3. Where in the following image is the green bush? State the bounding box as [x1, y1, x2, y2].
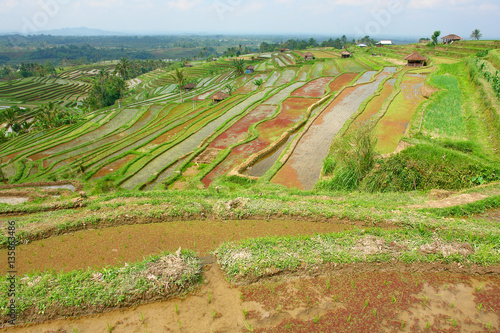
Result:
[362, 143, 499, 192]
[318, 126, 377, 191]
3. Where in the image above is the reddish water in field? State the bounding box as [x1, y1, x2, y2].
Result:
[352, 78, 396, 127]
[202, 98, 319, 187]
[291, 77, 333, 97]
[374, 74, 426, 154]
[208, 105, 277, 150]
[328, 73, 359, 92]
[0, 219, 356, 275]
[91, 154, 136, 179]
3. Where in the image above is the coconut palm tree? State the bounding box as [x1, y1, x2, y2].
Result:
[115, 57, 130, 80]
[169, 68, 188, 102]
[470, 29, 482, 40]
[232, 58, 245, 76]
[0, 107, 18, 131]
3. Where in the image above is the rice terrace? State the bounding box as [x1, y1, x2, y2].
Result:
[1, 29, 500, 333]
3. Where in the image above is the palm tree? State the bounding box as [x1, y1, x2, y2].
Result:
[470, 29, 482, 40]
[0, 107, 18, 131]
[115, 57, 130, 80]
[36, 102, 60, 128]
[232, 58, 245, 76]
[169, 68, 188, 102]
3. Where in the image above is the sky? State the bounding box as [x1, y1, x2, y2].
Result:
[0, 0, 499, 39]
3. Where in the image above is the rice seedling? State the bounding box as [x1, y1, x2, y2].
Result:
[175, 304, 179, 315]
[244, 320, 254, 332]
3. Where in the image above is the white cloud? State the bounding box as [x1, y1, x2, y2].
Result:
[167, 0, 202, 11]
[478, 2, 500, 14]
[0, 0, 19, 13]
[408, 0, 477, 10]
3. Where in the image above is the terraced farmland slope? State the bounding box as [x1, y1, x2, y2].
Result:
[1, 41, 500, 332]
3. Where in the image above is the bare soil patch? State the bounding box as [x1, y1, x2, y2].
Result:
[193, 148, 222, 164]
[410, 193, 488, 209]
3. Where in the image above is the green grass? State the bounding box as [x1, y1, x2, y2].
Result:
[362, 143, 500, 192]
[422, 64, 465, 138]
[214, 225, 500, 281]
[0, 250, 201, 324]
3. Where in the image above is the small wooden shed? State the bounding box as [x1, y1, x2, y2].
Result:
[404, 52, 427, 67]
[441, 34, 463, 44]
[341, 51, 352, 58]
[182, 83, 197, 91]
[211, 91, 229, 103]
[304, 52, 315, 60]
[280, 48, 290, 53]
[246, 65, 255, 74]
[185, 62, 194, 68]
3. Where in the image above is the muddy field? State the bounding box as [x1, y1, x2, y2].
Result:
[0, 219, 360, 275]
[4, 264, 499, 333]
[202, 97, 318, 186]
[291, 77, 333, 98]
[374, 74, 426, 154]
[273, 68, 396, 190]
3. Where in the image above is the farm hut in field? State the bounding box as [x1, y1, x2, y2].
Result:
[441, 34, 463, 44]
[280, 48, 290, 53]
[341, 51, 352, 58]
[211, 91, 229, 103]
[357, 44, 367, 48]
[304, 52, 315, 60]
[182, 83, 197, 91]
[404, 52, 427, 67]
[185, 62, 194, 68]
[245, 66, 255, 74]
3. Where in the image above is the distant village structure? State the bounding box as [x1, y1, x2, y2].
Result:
[376, 40, 393, 47]
[404, 52, 427, 67]
[442, 34, 463, 44]
[184, 62, 194, 68]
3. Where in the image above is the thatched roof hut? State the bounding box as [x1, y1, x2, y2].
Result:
[441, 34, 462, 44]
[185, 63, 194, 68]
[182, 83, 197, 90]
[404, 52, 427, 67]
[341, 51, 352, 58]
[211, 91, 229, 102]
[304, 52, 315, 60]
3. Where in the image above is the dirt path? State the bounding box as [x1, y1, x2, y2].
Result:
[409, 192, 490, 209]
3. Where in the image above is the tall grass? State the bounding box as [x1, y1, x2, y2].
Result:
[317, 126, 377, 191]
[422, 64, 465, 138]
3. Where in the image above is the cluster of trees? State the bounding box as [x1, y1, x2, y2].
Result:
[84, 69, 126, 110]
[260, 36, 375, 52]
[0, 104, 83, 142]
[223, 45, 254, 57]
